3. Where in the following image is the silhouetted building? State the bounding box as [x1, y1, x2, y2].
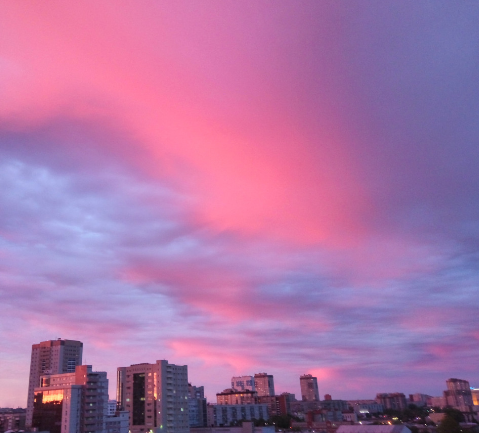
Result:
[443, 378, 473, 413]
[300, 374, 319, 402]
[26, 339, 83, 427]
[347, 400, 383, 414]
[375, 393, 407, 411]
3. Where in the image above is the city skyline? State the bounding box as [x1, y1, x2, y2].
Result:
[1, 2, 479, 407]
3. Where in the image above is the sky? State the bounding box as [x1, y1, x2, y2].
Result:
[1, 1, 479, 407]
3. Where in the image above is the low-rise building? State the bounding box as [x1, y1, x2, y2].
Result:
[376, 393, 407, 411]
[347, 400, 383, 414]
[209, 404, 269, 426]
[0, 408, 26, 433]
[104, 411, 129, 433]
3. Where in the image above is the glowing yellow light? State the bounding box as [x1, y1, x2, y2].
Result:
[42, 390, 64, 403]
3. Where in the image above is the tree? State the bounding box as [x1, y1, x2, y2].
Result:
[437, 414, 462, 433]
[444, 408, 465, 423]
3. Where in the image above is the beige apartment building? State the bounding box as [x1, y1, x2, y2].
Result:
[117, 360, 189, 433]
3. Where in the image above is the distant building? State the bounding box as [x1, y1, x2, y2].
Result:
[337, 425, 412, 433]
[254, 374, 275, 397]
[117, 360, 189, 433]
[189, 384, 207, 427]
[300, 374, 319, 402]
[427, 396, 446, 408]
[231, 376, 255, 392]
[443, 378, 474, 412]
[32, 365, 109, 433]
[107, 400, 117, 416]
[0, 408, 26, 433]
[347, 400, 383, 414]
[408, 394, 431, 407]
[375, 393, 407, 411]
[217, 389, 258, 405]
[191, 421, 274, 433]
[26, 339, 83, 427]
[471, 388, 479, 406]
[320, 399, 349, 411]
[104, 411, 129, 433]
[209, 404, 269, 426]
[278, 393, 295, 416]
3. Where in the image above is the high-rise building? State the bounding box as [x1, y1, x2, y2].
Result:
[231, 376, 255, 392]
[443, 378, 473, 412]
[117, 360, 189, 433]
[300, 374, 319, 402]
[26, 339, 83, 427]
[31, 365, 109, 433]
[254, 373, 275, 397]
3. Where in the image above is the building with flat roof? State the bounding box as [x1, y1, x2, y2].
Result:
[375, 393, 407, 411]
[26, 339, 83, 427]
[117, 360, 189, 433]
[209, 404, 269, 426]
[32, 365, 109, 433]
[231, 376, 255, 392]
[300, 374, 319, 402]
[217, 389, 258, 405]
[443, 378, 474, 413]
[254, 374, 274, 397]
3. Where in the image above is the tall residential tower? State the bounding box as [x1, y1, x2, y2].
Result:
[300, 374, 319, 402]
[254, 373, 275, 397]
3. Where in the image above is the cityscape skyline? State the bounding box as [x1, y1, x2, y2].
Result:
[2, 337, 478, 409]
[1, 2, 479, 409]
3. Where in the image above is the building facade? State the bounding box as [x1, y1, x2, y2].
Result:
[32, 365, 108, 433]
[217, 389, 258, 405]
[347, 400, 383, 414]
[26, 339, 83, 427]
[254, 374, 275, 397]
[231, 376, 255, 392]
[0, 409, 26, 433]
[300, 374, 319, 402]
[443, 378, 474, 412]
[188, 384, 207, 428]
[117, 360, 189, 433]
[209, 404, 269, 426]
[375, 393, 407, 411]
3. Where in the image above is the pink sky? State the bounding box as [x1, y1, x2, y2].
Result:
[1, 1, 479, 406]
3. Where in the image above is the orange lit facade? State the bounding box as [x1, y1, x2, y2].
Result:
[32, 365, 109, 433]
[26, 339, 83, 428]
